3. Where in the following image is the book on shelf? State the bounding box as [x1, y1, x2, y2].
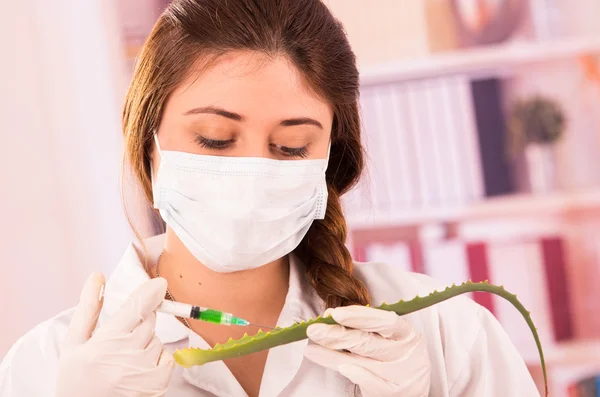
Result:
[350, 74, 483, 220]
[568, 375, 600, 396]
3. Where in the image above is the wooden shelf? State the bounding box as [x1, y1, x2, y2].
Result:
[359, 36, 600, 85]
[346, 188, 600, 230]
[530, 339, 600, 366]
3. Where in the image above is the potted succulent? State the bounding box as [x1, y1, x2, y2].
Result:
[507, 95, 566, 193]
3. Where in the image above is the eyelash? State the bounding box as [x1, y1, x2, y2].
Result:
[276, 145, 309, 158]
[195, 135, 309, 158]
[195, 135, 233, 149]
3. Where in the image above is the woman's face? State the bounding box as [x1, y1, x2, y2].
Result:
[154, 51, 333, 167]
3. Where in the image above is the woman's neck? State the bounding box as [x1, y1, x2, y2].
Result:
[155, 229, 290, 322]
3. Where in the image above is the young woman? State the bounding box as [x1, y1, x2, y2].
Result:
[0, 1, 541, 396]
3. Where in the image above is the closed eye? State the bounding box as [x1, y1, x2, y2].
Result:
[194, 135, 309, 158]
[195, 135, 234, 149]
[272, 144, 309, 158]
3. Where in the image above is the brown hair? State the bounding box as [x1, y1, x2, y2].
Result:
[122, 0, 370, 308]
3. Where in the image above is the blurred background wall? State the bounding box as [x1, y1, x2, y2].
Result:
[2, 0, 600, 395]
[0, 0, 151, 357]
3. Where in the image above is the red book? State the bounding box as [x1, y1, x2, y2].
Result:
[567, 383, 579, 397]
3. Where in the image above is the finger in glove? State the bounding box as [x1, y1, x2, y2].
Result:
[98, 278, 167, 335]
[324, 306, 414, 340]
[65, 273, 106, 348]
[307, 323, 419, 361]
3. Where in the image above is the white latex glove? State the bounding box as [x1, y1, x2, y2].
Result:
[304, 306, 431, 397]
[56, 273, 174, 397]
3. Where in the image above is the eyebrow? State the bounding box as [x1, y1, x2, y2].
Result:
[184, 106, 323, 129]
[280, 117, 323, 129]
[184, 106, 243, 121]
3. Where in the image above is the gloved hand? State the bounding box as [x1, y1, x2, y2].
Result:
[56, 273, 174, 397]
[304, 306, 431, 397]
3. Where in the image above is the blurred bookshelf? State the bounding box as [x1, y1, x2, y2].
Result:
[346, 186, 600, 396]
[346, 32, 600, 395]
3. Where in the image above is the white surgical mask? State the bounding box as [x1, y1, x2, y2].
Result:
[151, 135, 329, 272]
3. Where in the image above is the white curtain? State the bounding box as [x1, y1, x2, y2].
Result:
[0, 0, 150, 356]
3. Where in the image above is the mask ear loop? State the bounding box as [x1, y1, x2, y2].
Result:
[151, 133, 162, 208]
[314, 139, 331, 219]
[151, 133, 162, 178]
[153, 133, 163, 158]
[322, 139, 332, 172]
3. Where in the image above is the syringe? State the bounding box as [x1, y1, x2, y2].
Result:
[157, 300, 274, 329]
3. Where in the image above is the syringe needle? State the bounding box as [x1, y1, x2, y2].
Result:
[247, 322, 276, 330]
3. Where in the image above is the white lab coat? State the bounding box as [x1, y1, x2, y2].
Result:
[0, 234, 541, 396]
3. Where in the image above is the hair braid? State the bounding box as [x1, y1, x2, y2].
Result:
[296, 186, 370, 308]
